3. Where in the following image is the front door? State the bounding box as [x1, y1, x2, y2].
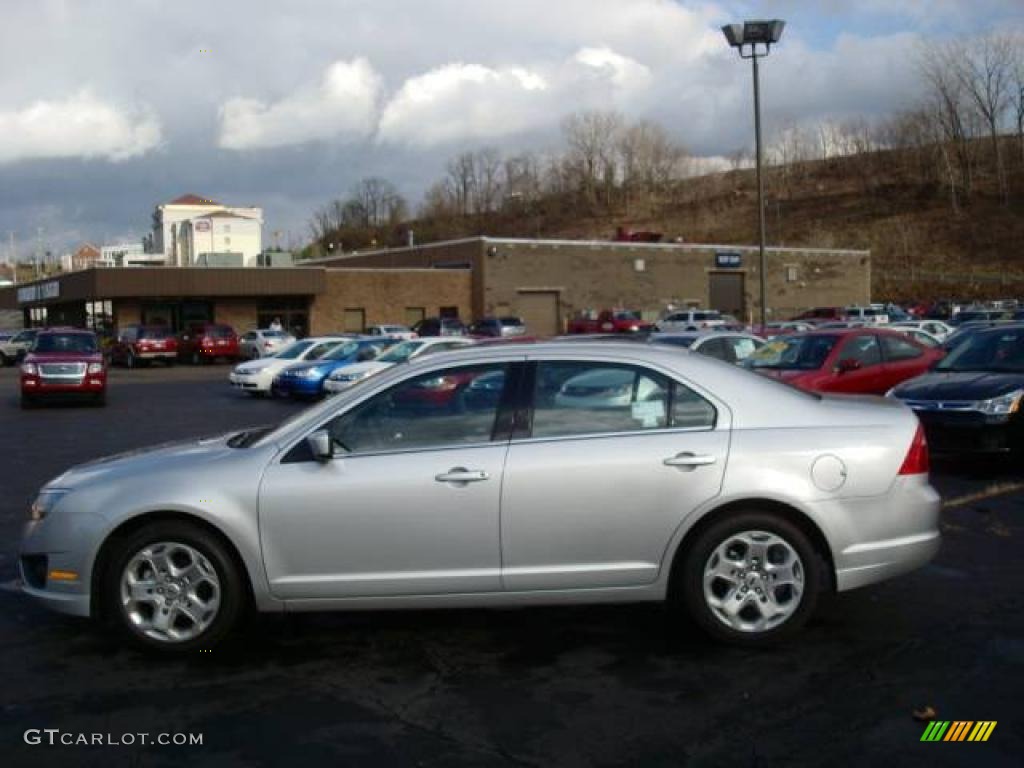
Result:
[259, 362, 514, 599]
[500, 359, 728, 591]
[826, 334, 885, 394]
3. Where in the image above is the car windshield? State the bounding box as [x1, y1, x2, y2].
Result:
[378, 340, 424, 363]
[139, 327, 173, 339]
[744, 335, 838, 370]
[499, 317, 523, 326]
[34, 333, 97, 354]
[936, 329, 1024, 372]
[262, 330, 288, 338]
[694, 311, 721, 321]
[208, 325, 234, 338]
[273, 340, 316, 360]
[323, 341, 361, 360]
[614, 311, 641, 321]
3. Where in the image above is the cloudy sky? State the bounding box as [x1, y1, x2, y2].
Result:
[0, 0, 1019, 256]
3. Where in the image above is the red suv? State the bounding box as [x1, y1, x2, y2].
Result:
[111, 325, 177, 367]
[744, 328, 943, 395]
[20, 328, 107, 408]
[177, 324, 240, 364]
[567, 309, 653, 335]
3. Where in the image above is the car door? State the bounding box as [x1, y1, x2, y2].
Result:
[499, 358, 728, 591]
[825, 334, 885, 393]
[879, 333, 930, 390]
[259, 360, 520, 599]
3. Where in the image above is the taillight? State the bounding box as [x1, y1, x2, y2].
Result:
[898, 423, 929, 475]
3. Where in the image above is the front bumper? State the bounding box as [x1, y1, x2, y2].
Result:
[272, 375, 325, 397]
[22, 377, 106, 397]
[230, 371, 272, 391]
[19, 512, 106, 618]
[914, 411, 1018, 454]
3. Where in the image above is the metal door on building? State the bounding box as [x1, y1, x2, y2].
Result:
[708, 273, 745, 318]
[516, 291, 561, 337]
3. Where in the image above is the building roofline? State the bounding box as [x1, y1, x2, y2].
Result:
[303, 235, 869, 263]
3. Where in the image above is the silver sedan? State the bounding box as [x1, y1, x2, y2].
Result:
[20, 342, 940, 651]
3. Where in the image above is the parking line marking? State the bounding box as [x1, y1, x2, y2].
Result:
[941, 481, 1024, 510]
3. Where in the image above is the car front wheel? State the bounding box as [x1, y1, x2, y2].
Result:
[676, 511, 823, 646]
[105, 521, 246, 652]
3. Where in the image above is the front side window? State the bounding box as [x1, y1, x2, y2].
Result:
[326, 363, 510, 454]
[531, 362, 715, 438]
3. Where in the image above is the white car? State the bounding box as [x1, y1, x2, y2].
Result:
[229, 337, 348, 394]
[656, 310, 726, 333]
[888, 320, 953, 341]
[366, 324, 417, 340]
[323, 337, 475, 393]
[844, 306, 889, 325]
[239, 329, 296, 359]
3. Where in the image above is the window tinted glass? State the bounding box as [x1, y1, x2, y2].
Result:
[837, 335, 881, 367]
[746, 335, 838, 371]
[882, 335, 924, 360]
[139, 327, 173, 339]
[327, 363, 509, 453]
[938, 329, 1024, 372]
[275, 340, 315, 360]
[695, 337, 731, 362]
[378, 340, 424, 362]
[209, 326, 234, 338]
[651, 336, 696, 348]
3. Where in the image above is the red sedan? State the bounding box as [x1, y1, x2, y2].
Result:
[744, 328, 943, 395]
[20, 328, 107, 408]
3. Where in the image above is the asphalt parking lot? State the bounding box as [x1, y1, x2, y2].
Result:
[0, 364, 1020, 767]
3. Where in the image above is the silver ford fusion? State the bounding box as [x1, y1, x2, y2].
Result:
[20, 342, 940, 652]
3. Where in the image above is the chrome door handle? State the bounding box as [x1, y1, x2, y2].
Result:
[435, 468, 490, 484]
[664, 453, 717, 468]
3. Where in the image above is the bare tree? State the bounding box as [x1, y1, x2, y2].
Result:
[954, 33, 1015, 202]
[562, 110, 624, 208]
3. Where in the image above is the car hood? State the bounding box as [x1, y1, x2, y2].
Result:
[45, 431, 242, 490]
[892, 370, 1024, 400]
[25, 351, 103, 364]
[235, 358, 276, 374]
[282, 360, 336, 374]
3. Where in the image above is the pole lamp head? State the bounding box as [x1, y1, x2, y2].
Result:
[722, 20, 785, 54]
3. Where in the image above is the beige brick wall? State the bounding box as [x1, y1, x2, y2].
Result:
[481, 242, 870, 326]
[309, 269, 473, 335]
[214, 299, 260, 333]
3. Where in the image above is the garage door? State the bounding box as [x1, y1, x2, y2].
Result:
[517, 291, 561, 337]
[708, 273, 745, 318]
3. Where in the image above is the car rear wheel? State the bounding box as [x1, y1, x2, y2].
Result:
[125, 351, 135, 369]
[676, 511, 823, 646]
[105, 521, 246, 652]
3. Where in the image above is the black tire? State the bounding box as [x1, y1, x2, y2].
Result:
[674, 511, 823, 647]
[0, 352, 9, 367]
[125, 352, 135, 369]
[20, 394, 35, 409]
[103, 520, 247, 653]
[94, 392, 107, 407]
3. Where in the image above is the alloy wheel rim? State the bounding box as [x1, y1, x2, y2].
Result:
[120, 541, 221, 643]
[702, 530, 804, 633]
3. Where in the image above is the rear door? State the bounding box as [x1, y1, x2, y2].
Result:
[499, 357, 729, 591]
[879, 333, 930, 390]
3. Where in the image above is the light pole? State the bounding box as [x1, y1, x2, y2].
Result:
[722, 19, 785, 329]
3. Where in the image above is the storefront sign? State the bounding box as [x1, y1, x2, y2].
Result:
[715, 251, 743, 268]
[17, 281, 60, 304]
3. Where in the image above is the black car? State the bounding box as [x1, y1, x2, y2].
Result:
[411, 317, 467, 337]
[889, 324, 1024, 454]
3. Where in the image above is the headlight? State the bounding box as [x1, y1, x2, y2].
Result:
[87, 362, 104, 374]
[21, 362, 37, 375]
[30, 489, 69, 521]
[331, 370, 371, 383]
[300, 368, 322, 378]
[977, 390, 1024, 416]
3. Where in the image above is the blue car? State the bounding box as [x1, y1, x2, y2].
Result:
[271, 338, 392, 398]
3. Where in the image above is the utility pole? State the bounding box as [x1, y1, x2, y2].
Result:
[8, 231, 15, 284]
[35, 227, 42, 279]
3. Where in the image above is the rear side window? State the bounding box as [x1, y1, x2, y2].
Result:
[837, 335, 882, 367]
[139, 327, 173, 339]
[210, 326, 234, 338]
[881, 335, 924, 361]
[531, 362, 715, 438]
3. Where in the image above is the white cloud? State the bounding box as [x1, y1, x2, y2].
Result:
[0, 91, 161, 164]
[377, 47, 654, 147]
[218, 58, 382, 150]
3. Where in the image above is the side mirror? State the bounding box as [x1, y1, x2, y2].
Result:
[306, 429, 334, 462]
[836, 358, 861, 373]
